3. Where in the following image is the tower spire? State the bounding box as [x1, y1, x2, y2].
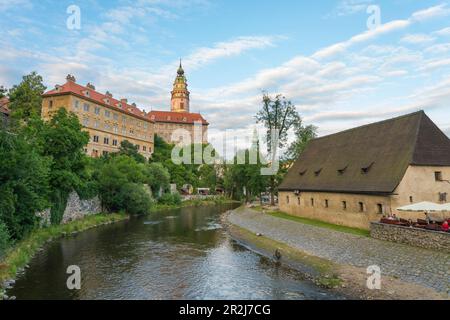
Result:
[171, 60, 189, 113]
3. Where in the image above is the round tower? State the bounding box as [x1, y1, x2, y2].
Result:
[171, 60, 190, 113]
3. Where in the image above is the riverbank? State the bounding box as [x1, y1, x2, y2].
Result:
[224, 207, 448, 300]
[0, 212, 128, 300]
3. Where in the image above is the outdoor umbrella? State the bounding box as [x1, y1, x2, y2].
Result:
[397, 201, 445, 212]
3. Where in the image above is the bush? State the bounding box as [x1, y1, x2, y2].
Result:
[158, 192, 182, 205]
[119, 183, 153, 215]
[0, 221, 11, 259]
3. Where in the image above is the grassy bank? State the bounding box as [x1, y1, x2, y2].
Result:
[151, 197, 241, 212]
[226, 221, 342, 289]
[253, 206, 369, 237]
[0, 212, 128, 297]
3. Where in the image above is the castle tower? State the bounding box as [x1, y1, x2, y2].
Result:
[171, 60, 190, 113]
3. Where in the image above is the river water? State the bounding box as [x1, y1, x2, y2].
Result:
[7, 204, 340, 300]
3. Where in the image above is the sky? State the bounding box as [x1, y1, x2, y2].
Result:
[1, 0, 450, 157]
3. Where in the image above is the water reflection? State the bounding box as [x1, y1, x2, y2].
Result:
[8, 204, 341, 300]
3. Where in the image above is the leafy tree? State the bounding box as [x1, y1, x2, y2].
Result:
[8, 72, 46, 123]
[150, 135, 174, 163]
[119, 140, 146, 163]
[198, 164, 217, 191]
[0, 130, 50, 239]
[145, 162, 170, 197]
[0, 85, 6, 98]
[158, 192, 182, 205]
[284, 123, 317, 162]
[255, 93, 301, 205]
[97, 155, 150, 213]
[0, 221, 10, 258]
[118, 183, 153, 215]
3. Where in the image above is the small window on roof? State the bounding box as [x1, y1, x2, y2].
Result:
[361, 162, 374, 174]
[299, 170, 307, 176]
[314, 168, 322, 177]
[338, 165, 348, 175]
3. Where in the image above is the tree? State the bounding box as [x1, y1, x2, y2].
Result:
[119, 140, 146, 163]
[255, 93, 301, 205]
[0, 86, 6, 98]
[0, 130, 50, 239]
[145, 162, 170, 197]
[284, 124, 318, 162]
[8, 72, 46, 123]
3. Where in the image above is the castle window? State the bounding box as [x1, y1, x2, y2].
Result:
[311, 198, 314, 206]
[358, 202, 365, 212]
[409, 196, 413, 203]
[102, 151, 108, 156]
[82, 118, 89, 126]
[342, 201, 347, 210]
[112, 139, 118, 146]
[136, 145, 140, 150]
[439, 192, 447, 202]
[83, 103, 90, 112]
[325, 199, 329, 208]
[143, 146, 147, 152]
[94, 107, 100, 115]
[435, 171, 443, 181]
[105, 110, 110, 118]
[286, 196, 289, 204]
[104, 137, 109, 145]
[93, 135, 99, 143]
[377, 204, 383, 214]
[73, 100, 79, 110]
[297, 197, 300, 205]
[180, 103, 184, 109]
[113, 125, 118, 133]
[122, 126, 126, 135]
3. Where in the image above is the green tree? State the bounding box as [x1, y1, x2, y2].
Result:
[0, 221, 10, 258]
[145, 162, 170, 197]
[119, 139, 146, 163]
[0, 86, 6, 98]
[118, 183, 153, 215]
[97, 155, 150, 213]
[8, 72, 46, 123]
[256, 93, 301, 205]
[284, 123, 317, 162]
[0, 130, 50, 239]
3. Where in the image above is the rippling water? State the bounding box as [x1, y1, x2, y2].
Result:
[7, 204, 341, 300]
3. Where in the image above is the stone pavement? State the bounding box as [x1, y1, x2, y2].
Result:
[228, 208, 450, 294]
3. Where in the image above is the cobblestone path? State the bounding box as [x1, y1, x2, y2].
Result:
[228, 208, 450, 294]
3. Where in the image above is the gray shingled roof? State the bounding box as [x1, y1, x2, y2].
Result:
[279, 111, 450, 195]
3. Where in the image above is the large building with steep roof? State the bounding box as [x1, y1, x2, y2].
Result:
[279, 111, 450, 229]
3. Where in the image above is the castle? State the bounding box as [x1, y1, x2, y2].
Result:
[41, 63, 208, 159]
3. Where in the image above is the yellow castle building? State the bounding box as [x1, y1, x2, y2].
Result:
[41, 64, 208, 159]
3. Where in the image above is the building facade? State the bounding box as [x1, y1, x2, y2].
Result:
[41, 75, 155, 159]
[148, 62, 208, 144]
[279, 111, 450, 230]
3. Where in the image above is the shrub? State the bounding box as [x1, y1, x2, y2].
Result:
[119, 183, 153, 215]
[0, 221, 11, 259]
[158, 192, 182, 205]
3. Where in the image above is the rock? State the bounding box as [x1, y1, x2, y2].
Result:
[3, 294, 8, 300]
[256, 233, 262, 237]
[9, 296, 16, 300]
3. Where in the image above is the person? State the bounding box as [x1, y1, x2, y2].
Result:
[441, 220, 449, 232]
[425, 212, 431, 224]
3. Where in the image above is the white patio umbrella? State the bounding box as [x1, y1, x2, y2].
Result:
[397, 201, 445, 212]
[440, 203, 450, 211]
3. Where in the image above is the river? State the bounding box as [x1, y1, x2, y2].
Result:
[7, 204, 341, 300]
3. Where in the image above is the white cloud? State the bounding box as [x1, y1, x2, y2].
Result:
[400, 33, 435, 44]
[434, 26, 450, 36]
[410, 3, 450, 22]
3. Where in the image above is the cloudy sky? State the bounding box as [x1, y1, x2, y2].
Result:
[1, 0, 450, 156]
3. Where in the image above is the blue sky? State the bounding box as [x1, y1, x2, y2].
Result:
[1, 0, 450, 154]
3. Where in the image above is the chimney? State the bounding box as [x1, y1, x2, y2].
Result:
[86, 83, 96, 90]
[55, 84, 62, 92]
[131, 102, 137, 107]
[121, 98, 128, 105]
[105, 91, 113, 98]
[66, 74, 76, 82]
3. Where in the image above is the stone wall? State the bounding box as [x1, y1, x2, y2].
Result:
[36, 191, 102, 226]
[370, 222, 450, 253]
[62, 192, 102, 224]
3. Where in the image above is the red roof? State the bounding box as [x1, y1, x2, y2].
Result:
[0, 97, 9, 115]
[43, 80, 152, 122]
[147, 110, 208, 125]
